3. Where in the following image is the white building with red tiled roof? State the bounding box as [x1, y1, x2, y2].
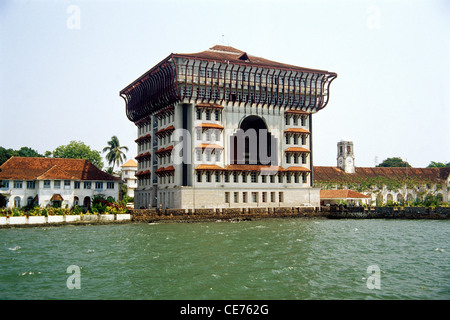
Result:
[0, 157, 121, 209]
[120, 45, 337, 209]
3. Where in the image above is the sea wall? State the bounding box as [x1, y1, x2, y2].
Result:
[326, 206, 450, 219]
[130, 206, 450, 222]
[0, 214, 131, 228]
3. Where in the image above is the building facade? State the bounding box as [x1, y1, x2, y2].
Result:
[0, 157, 121, 209]
[314, 140, 450, 205]
[120, 45, 337, 209]
[121, 159, 137, 198]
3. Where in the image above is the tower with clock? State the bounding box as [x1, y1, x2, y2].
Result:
[337, 139, 355, 173]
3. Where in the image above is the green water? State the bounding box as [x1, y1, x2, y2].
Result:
[0, 218, 448, 300]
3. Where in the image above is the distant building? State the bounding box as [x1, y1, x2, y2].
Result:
[121, 159, 137, 198]
[120, 45, 337, 209]
[320, 189, 371, 206]
[0, 157, 121, 209]
[314, 140, 450, 204]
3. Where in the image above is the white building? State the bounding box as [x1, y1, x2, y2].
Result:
[0, 157, 121, 209]
[121, 159, 137, 198]
[314, 140, 450, 204]
[120, 45, 337, 209]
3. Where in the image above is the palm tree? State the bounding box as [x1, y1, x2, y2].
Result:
[103, 136, 129, 172]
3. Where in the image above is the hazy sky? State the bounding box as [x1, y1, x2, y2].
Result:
[1, 0, 449, 168]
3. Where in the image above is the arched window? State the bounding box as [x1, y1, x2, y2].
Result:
[14, 197, 21, 208]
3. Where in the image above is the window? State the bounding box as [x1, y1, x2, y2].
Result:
[74, 181, 80, 189]
[107, 182, 115, 189]
[251, 172, 257, 183]
[285, 116, 290, 125]
[278, 174, 283, 183]
[84, 182, 92, 189]
[233, 172, 238, 183]
[252, 192, 258, 203]
[206, 172, 211, 182]
[206, 130, 211, 141]
[301, 116, 306, 126]
[206, 109, 211, 120]
[242, 192, 248, 203]
[196, 150, 202, 161]
[294, 134, 298, 144]
[242, 173, 247, 183]
[95, 182, 103, 190]
[64, 180, 71, 189]
[44, 180, 50, 188]
[196, 109, 202, 120]
[279, 192, 284, 202]
[215, 110, 220, 121]
[206, 151, 211, 161]
[14, 197, 21, 208]
[27, 181, 36, 189]
[294, 173, 299, 183]
[294, 154, 299, 164]
[262, 192, 267, 203]
[261, 175, 266, 183]
[293, 116, 298, 125]
[54, 180, 60, 189]
[301, 135, 306, 145]
[197, 171, 202, 183]
[224, 172, 230, 183]
[13, 181, 23, 189]
[270, 192, 276, 202]
[196, 129, 202, 140]
[270, 175, 275, 183]
[287, 173, 291, 183]
[225, 192, 230, 203]
[285, 135, 290, 144]
[234, 192, 239, 203]
[215, 151, 220, 162]
[215, 172, 220, 182]
[302, 153, 307, 164]
[0, 180, 9, 189]
[302, 173, 307, 183]
[286, 154, 291, 164]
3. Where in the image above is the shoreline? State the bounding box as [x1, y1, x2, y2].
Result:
[1, 206, 448, 228]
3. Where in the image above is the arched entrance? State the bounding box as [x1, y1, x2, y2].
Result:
[230, 115, 277, 165]
[83, 196, 91, 210]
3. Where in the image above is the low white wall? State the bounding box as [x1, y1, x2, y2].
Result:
[0, 214, 131, 227]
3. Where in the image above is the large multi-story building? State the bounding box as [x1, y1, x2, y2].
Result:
[120, 45, 337, 209]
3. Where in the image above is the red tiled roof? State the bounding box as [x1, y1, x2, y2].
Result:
[195, 144, 224, 150]
[0, 157, 120, 181]
[320, 189, 370, 199]
[155, 125, 175, 136]
[195, 164, 225, 171]
[285, 166, 311, 172]
[285, 147, 310, 153]
[196, 103, 224, 109]
[50, 194, 64, 201]
[175, 45, 333, 74]
[225, 165, 285, 172]
[195, 123, 224, 130]
[284, 128, 310, 134]
[313, 166, 446, 183]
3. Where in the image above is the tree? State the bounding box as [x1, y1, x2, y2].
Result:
[427, 161, 450, 168]
[376, 157, 411, 168]
[103, 136, 128, 172]
[0, 146, 43, 166]
[47, 141, 104, 170]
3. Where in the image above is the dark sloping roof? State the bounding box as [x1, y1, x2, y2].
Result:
[314, 166, 447, 183]
[173, 45, 335, 74]
[0, 157, 120, 181]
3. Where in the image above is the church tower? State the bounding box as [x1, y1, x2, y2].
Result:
[337, 139, 355, 173]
